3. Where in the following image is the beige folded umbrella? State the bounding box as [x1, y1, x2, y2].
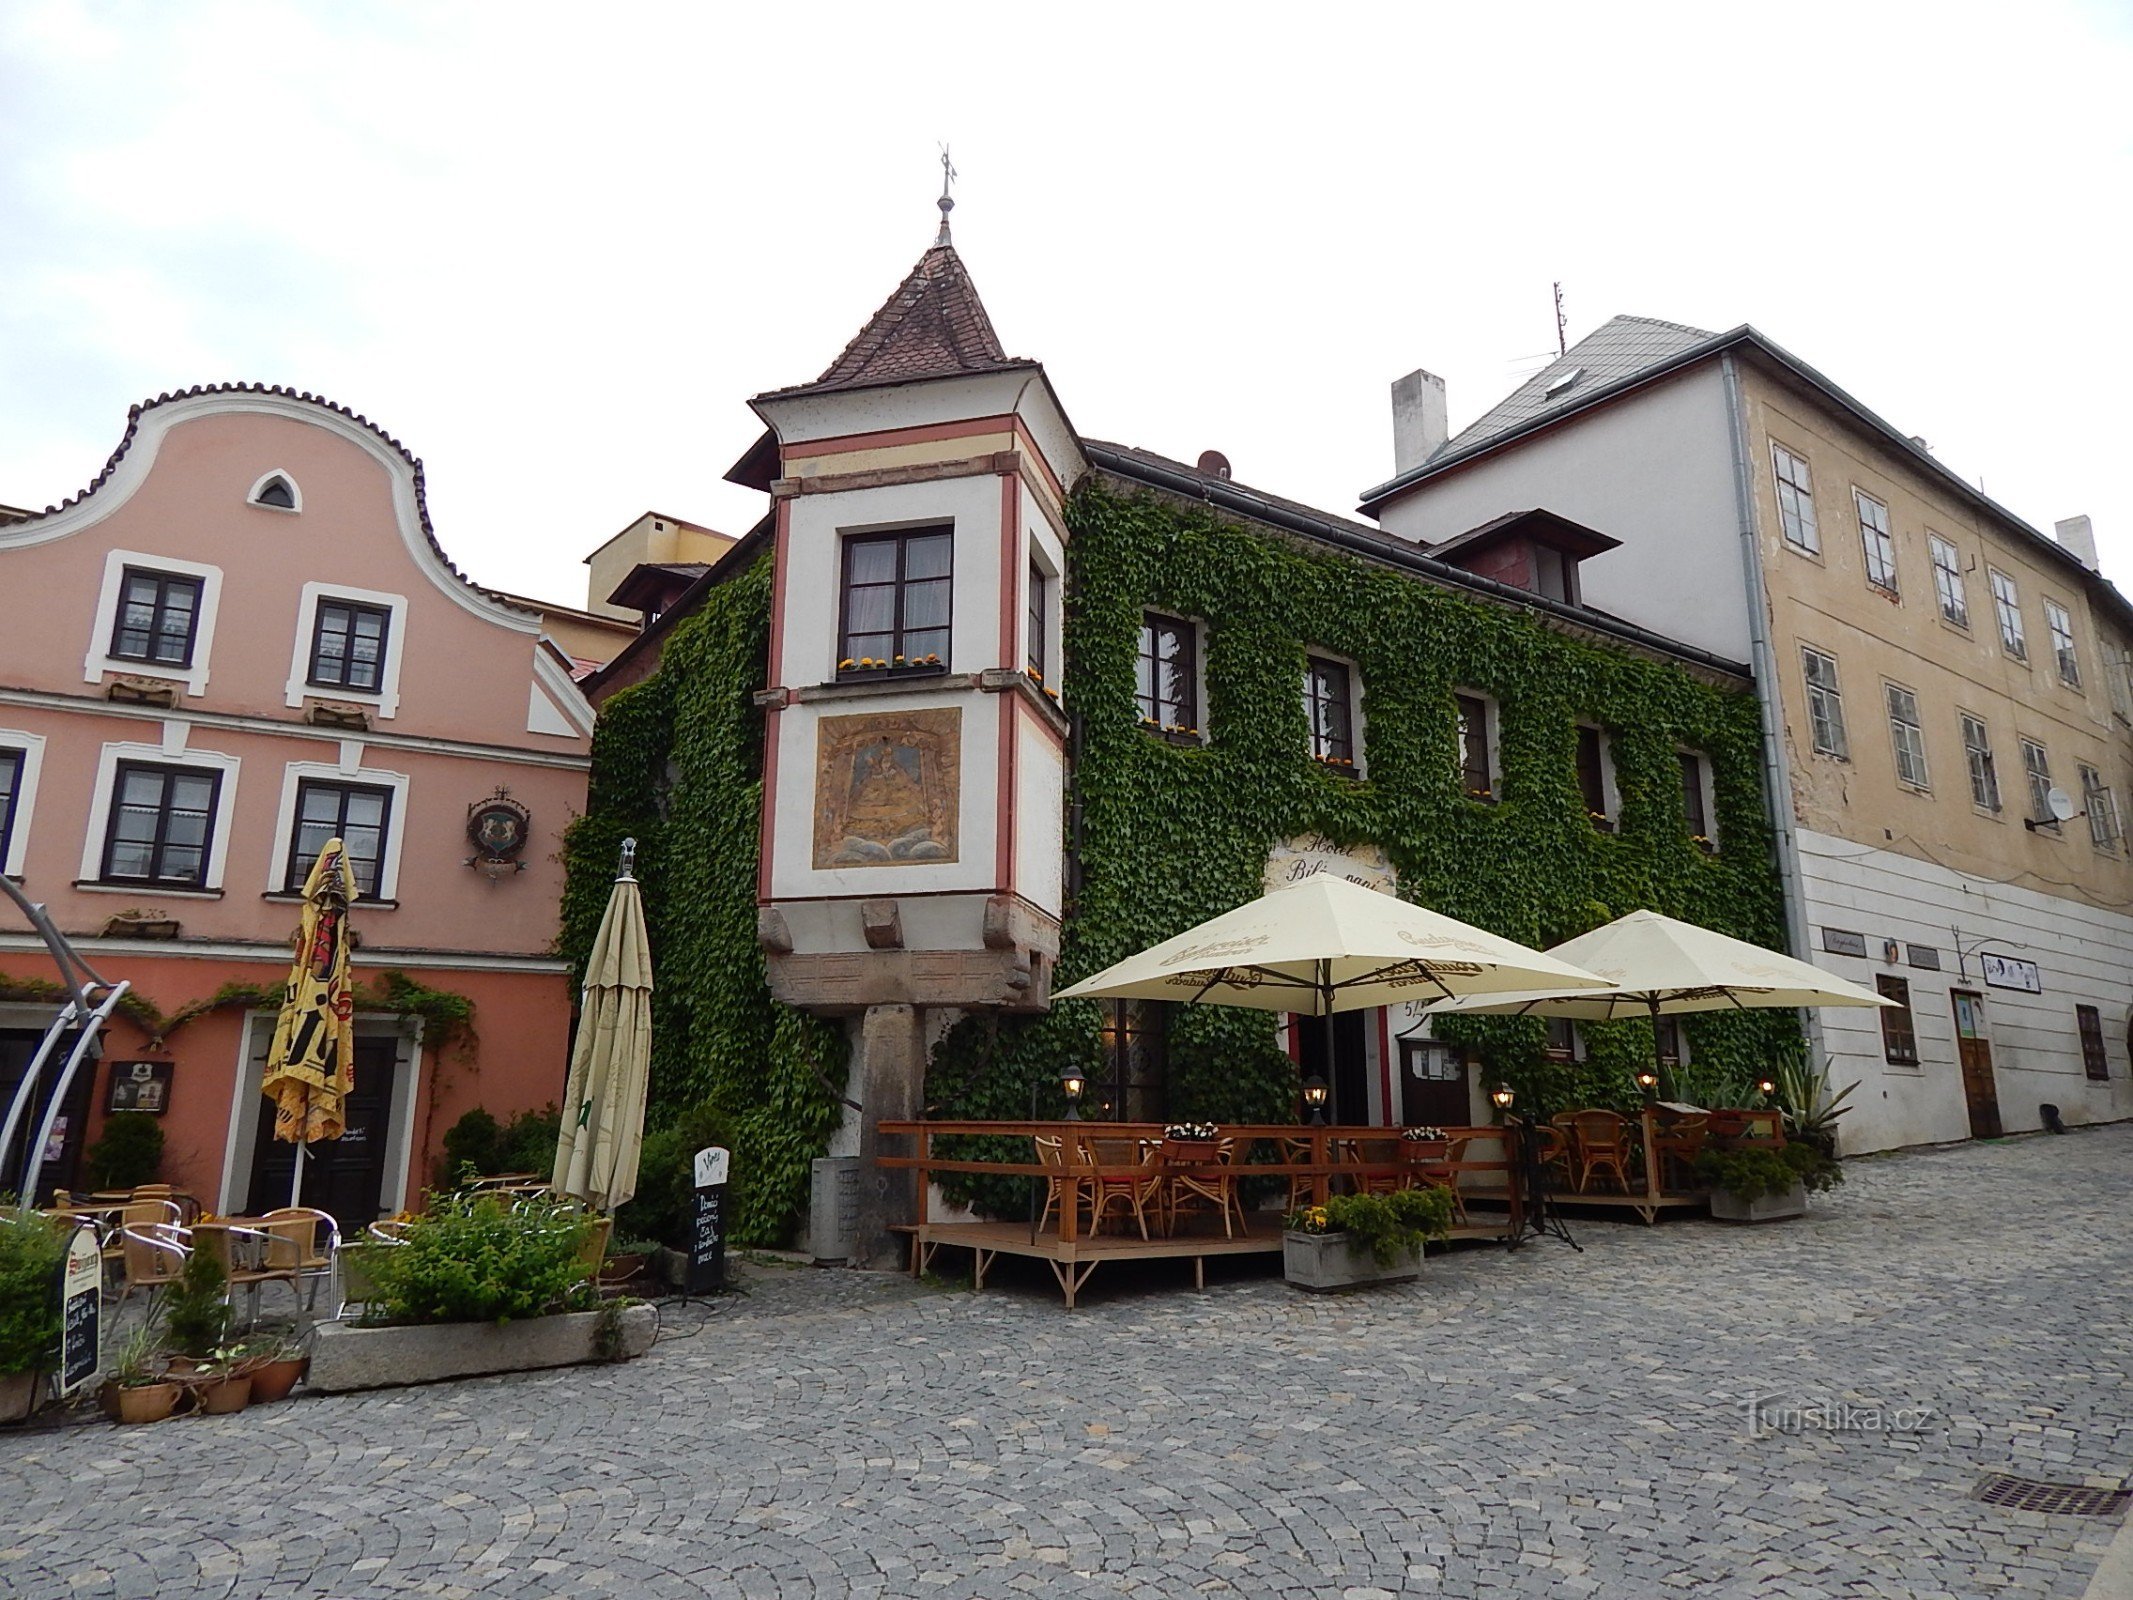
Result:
[552, 840, 654, 1210]
[1053, 873, 1611, 1015]
[1424, 908, 1893, 1022]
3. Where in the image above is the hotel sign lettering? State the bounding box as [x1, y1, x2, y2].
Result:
[1980, 954, 2042, 994]
[1263, 835, 1396, 896]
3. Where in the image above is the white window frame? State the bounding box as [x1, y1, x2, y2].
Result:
[2019, 737, 2057, 833]
[1884, 682, 1930, 790]
[76, 737, 242, 893]
[1574, 722, 1620, 830]
[84, 549, 225, 698]
[1853, 489, 1898, 594]
[285, 582, 409, 719]
[1770, 443, 1819, 554]
[266, 758, 411, 903]
[1304, 651, 1366, 777]
[1453, 688, 1500, 802]
[1678, 747, 1719, 852]
[1801, 646, 1848, 759]
[246, 469, 303, 514]
[2045, 599, 2082, 689]
[2081, 764, 2120, 852]
[1959, 711, 2000, 813]
[1928, 535, 1968, 628]
[0, 728, 47, 879]
[1989, 569, 2027, 661]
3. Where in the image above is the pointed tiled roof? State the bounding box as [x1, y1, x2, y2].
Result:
[767, 241, 1030, 398]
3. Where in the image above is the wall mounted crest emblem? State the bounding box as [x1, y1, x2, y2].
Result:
[466, 788, 532, 878]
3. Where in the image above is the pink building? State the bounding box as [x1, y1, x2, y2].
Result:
[0, 384, 594, 1223]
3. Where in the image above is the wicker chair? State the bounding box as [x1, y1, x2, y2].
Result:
[116, 1216, 189, 1306]
[1161, 1137, 1246, 1239]
[1032, 1135, 1095, 1239]
[257, 1207, 344, 1317]
[1079, 1135, 1160, 1240]
[1344, 1137, 1407, 1197]
[1280, 1136, 1319, 1214]
[1567, 1110, 1634, 1193]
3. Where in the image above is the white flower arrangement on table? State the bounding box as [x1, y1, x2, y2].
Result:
[1401, 1125, 1449, 1142]
[1163, 1122, 1220, 1141]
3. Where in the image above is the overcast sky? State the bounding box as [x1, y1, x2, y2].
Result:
[3, 1, 2128, 612]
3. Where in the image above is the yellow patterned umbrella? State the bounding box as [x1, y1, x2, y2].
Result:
[262, 837, 357, 1206]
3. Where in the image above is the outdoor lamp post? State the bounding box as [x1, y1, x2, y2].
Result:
[1302, 1075, 1329, 1125]
[1634, 1067, 1659, 1098]
[1059, 1068, 1086, 1121]
[1490, 1084, 1515, 1113]
[1756, 1076, 1777, 1100]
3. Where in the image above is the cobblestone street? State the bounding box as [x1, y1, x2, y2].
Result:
[6, 1126, 2132, 1599]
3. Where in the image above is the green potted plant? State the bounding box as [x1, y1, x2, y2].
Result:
[602, 1232, 659, 1287]
[0, 1210, 67, 1423]
[162, 1240, 232, 1369]
[112, 1319, 181, 1425]
[85, 1110, 165, 1190]
[1696, 1142, 1842, 1222]
[192, 1344, 254, 1415]
[1283, 1186, 1456, 1291]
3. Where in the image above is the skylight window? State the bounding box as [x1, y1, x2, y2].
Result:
[1542, 366, 1584, 399]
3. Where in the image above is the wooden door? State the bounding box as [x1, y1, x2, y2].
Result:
[1950, 990, 2002, 1139]
[1297, 1013, 1373, 1124]
[247, 1037, 400, 1226]
[1399, 1038, 1469, 1126]
[0, 1027, 94, 1199]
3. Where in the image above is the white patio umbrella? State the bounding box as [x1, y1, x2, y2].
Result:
[551, 839, 654, 1210]
[1053, 873, 1612, 1015]
[1423, 908, 1893, 1025]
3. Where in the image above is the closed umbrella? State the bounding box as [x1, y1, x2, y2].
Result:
[262, 838, 358, 1208]
[551, 839, 654, 1210]
[1053, 872, 1611, 1015]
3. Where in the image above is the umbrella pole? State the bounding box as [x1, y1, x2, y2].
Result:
[291, 1142, 304, 1209]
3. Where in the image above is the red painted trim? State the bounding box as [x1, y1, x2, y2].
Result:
[780, 415, 1015, 459]
[998, 471, 1022, 669]
[1010, 417, 1067, 506]
[995, 688, 1019, 894]
[1377, 1008, 1395, 1127]
[758, 500, 792, 905]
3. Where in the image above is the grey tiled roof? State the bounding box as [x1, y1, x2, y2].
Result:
[1442, 315, 1715, 458]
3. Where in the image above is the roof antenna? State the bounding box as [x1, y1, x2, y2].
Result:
[1553, 281, 1568, 357]
[935, 144, 957, 246]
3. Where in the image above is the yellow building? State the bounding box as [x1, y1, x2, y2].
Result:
[1364, 319, 2133, 1151]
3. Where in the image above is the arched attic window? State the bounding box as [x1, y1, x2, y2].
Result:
[249, 471, 301, 512]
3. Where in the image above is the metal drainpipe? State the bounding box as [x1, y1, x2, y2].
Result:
[1721, 352, 1825, 1074]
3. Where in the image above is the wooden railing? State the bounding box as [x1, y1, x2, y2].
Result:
[875, 1121, 1521, 1246]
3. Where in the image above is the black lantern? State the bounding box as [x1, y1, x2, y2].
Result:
[1490, 1084, 1516, 1113]
[1301, 1075, 1329, 1125]
[1634, 1067, 1659, 1097]
[1059, 1068, 1086, 1121]
[1756, 1076, 1778, 1099]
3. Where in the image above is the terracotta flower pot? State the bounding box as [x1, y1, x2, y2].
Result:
[599, 1253, 645, 1285]
[246, 1357, 307, 1404]
[117, 1382, 182, 1424]
[194, 1374, 252, 1415]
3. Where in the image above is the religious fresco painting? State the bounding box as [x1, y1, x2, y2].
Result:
[813, 708, 961, 868]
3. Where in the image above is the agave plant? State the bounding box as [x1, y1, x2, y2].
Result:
[1771, 1056, 1857, 1146]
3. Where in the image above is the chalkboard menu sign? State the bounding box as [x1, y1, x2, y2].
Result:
[687, 1145, 730, 1296]
[60, 1224, 100, 1396]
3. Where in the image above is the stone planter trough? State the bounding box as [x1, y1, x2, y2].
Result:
[1709, 1180, 1807, 1223]
[1282, 1230, 1423, 1292]
[308, 1303, 657, 1394]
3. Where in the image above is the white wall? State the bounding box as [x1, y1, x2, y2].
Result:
[1372, 366, 1751, 663]
[1795, 827, 2133, 1153]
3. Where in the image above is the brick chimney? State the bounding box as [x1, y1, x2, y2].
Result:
[2054, 515, 2100, 571]
[1390, 369, 1449, 476]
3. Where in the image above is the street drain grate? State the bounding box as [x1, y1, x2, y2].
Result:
[1974, 1474, 2131, 1518]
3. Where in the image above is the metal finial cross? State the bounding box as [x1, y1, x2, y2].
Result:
[936, 144, 957, 245]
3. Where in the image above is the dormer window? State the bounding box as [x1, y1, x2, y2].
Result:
[1427, 508, 1616, 607]
[249, 471, 301, 512]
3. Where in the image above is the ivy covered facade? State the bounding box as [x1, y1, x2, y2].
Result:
[568, 230, 1800, 1253]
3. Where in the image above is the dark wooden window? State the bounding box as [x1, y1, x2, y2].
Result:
[110, 568, 204, 667]
[1026, 560, 1046, 681]
[254, 475, 296, 509]
[1876, 975, 1919, 1065]
[1544, 1017, 1578, 1060]
[100, 761, 220, 887]
[1680, 751, 1712, 846]
[1304, 655, 1355, 768]
[2077, 1004, 2108, 1081]
[839, 527, 952, 670]
[1136, 613, 1198, 734]
[1576, 725, 1612, 828]
[286, 779, 392, 899]
[308, 599, 392, 693]
[1654, 1017, 1685, 1067]
[1455, 693, 1494, 800]
[1096, 998, 1166, 1122]
[0, 747, 22, 869]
